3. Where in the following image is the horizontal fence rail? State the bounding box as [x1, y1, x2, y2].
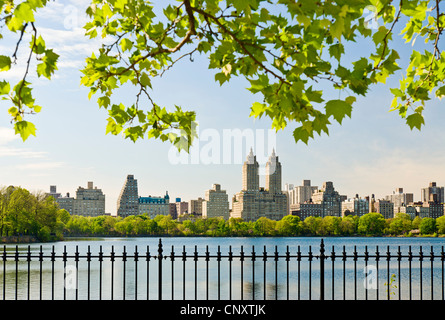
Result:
[1, 239, 444, 300]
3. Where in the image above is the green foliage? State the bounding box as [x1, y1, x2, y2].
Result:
[385, 274, 398, 299]
[388, 213, 412, 235]
[419, 217, 436, 235]
[0, 1, 444, 146]
[0, 186, 66, 241]
[358, 212, 386, 236]
[2, 184, 445, 239]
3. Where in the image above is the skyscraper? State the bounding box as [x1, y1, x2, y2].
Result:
[202, 184, 230, 220]
[311, 181, 342, 217]
[73, 182, 106, 217]
[232, 149, 287, 221]
[53, 182, 105, 216]
[265, 149, 281, 194]
[117, 175, 139, 217]
[242, 148, 259, 192]
[421, 182, 444, 204]
[138, 191, 170, 219]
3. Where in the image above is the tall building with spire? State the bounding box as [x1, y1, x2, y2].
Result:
[242, 148, 259, 192]
[232, 149, 287, 221]
[265, 148, 281, 194]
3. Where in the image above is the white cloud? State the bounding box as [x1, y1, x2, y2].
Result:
[20, 162, 65, 170]
[0, 146, 47, 159]
[0, 127, 18, 145]
[0, 127, 47, 158]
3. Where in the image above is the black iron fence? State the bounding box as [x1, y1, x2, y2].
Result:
[1, 239, 445, 300]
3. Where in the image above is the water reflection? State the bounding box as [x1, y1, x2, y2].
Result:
[1, 237, 444, 300]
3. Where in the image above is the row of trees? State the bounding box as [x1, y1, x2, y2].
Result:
[1, 185, 444, 241]
[63, 212, 445, 238]
[0, 187, 69, 241]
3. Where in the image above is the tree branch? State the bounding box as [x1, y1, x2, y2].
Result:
[191, 6, 291, 86]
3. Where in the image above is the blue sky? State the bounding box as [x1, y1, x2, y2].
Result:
[0, 1, 444, 215]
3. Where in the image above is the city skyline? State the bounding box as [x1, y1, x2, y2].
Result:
[0, 1, 444, 216]
[41, 149, 445, 217]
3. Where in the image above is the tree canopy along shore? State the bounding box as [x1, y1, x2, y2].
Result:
[0, 0, 444, 147]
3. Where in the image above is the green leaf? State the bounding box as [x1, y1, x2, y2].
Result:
[0, 80, 10, 94]
[0, 55, 11, 71]
[215, 72, 229, 85]
[32, 35, 46, 54]
[139, 72, 151, 88]
[435, 85, 445, 99]
[293, 126, 311, 145]
[14, 3, 35, 23]
[406, 112, 424, 131]
[250, 102, 267, 118]
[330, 17, 345, 41]
[325, 99, 353, 124]
[120, 38, 133, 52]
[328, 43, 344, 62]
[14, 121, 36, 141]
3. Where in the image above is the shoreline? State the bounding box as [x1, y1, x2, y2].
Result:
[1, 233, 442, 244]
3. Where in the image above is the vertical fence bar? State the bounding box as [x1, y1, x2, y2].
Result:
[206, 245, 209, 300]
[194, 245, 198, 300]
[51, 245, 56, 300]
[135, 245, 139, 300]
[297, 245, 301, 300]
[308, 245, 312, 300]
[158, 239, 163, 301]
[354, 245, 357, 300]
[331, 245, 335, 301]
[63, 245, 67, 300]
[431, 246, 434, 300]
[397, 246, 401, 300]
[386, 246, 390, 301]
[251, 245, 255, 301]
[409, 245, 412, 300]
[274, 245, 278, 300]
[182, 245, 186, 300]
[286, 245, 290, 300]
[240, 245, 244, 300]
[39, 245, 43, 300]
[364, 246, 368, 300]
[27, 245, 31, 301]
[87, 245, 91, 300]
[420, 246, 423, 300]
[228, 245, 233, 300]
[75, 245, 79, 300]
[99, 245, 103, 300]
[342, 245, 346, 300]
[2, 245, 5, 300]
[319, 239, 325, 301]
[253, 245, 257, 300]
[263, 245, 267, 300]
[217, 245, 221, 300]
[15, 245, 18, 301]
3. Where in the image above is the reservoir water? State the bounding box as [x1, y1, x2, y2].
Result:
[1, 237, 445, 300]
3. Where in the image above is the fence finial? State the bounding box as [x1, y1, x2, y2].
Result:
[158, 238, 163, 257]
